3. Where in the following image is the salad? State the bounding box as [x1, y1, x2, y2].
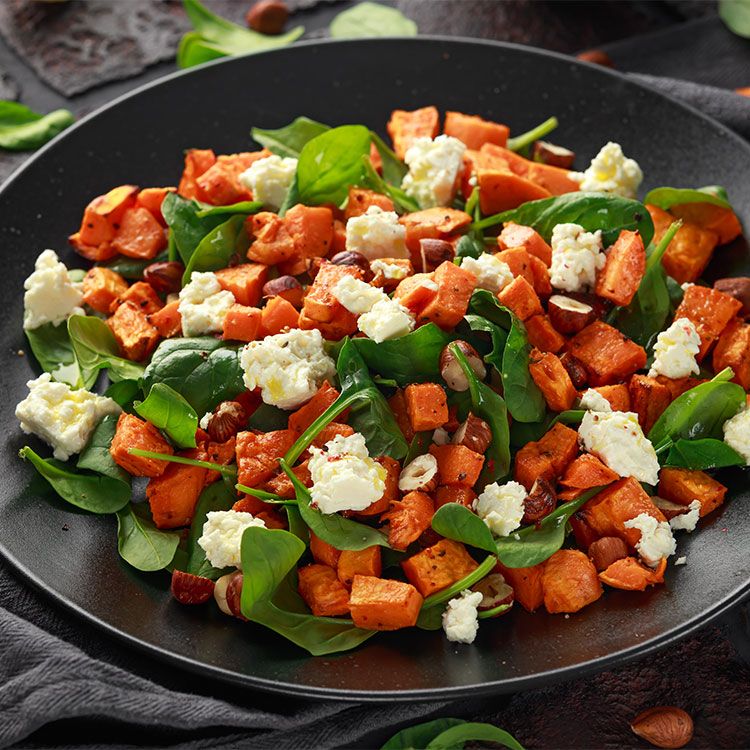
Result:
[15, 106, 750, 655]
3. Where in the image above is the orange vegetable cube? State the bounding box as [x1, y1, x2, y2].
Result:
[349, 575, 423, 630]
[404, 382, 448, 432]
[401, 538, 478, 597]
[81, 267, 128, 314]
[668, 201, 742, 245]
[214, 263, 268, 307]
[78, 185, 138, 247]
[259, 295, 299, 337]
[110, 412, 173, 477]
[542, 549, 603, 614]
[106, 301, 160, 361]
[713, 318, 750, 389]
[674, 285, 742, 360]
[528, 349, 577, 412]
[513, 422, 579, 490]
[310, 531, 341, 569]
[387, 389, 415, 442]
[497, 222, 552, 266]
[177, 148, 216, 200]
[387, 106, 439, 160]
[148, 300, 181, 338]
[560, 454, 618, 489]
[344, 187, 394, 220]
[478, 169, 550, 215]
[338, 547, 383, 589]
[263, 460, 311, 500]
[494, 247, 534, 285]
[301, 262, 361, 325]
[110, 280, 163, 315]
[285, 204, 335, 258]
[68, 232, 116, 262]
[288, 381, 341, 434]
[595, 229, 646, 306]
[599, 556, 667, 591]
[629, 375, 672, 434]
[146, 453, 207, 529]
[496, 562, 545, 613]
[382, 491, 435, 551]
[593, 384, 631, 412]
[528, 254, 553, 296]
[111, 206, 167, 260]
[568, 321, 647, 386]
[222, 304, 262, 342]
[400, 208, 472, 259]
[429, 444, 485, 487]
[658, 468, 727, 518]
[310, 422, 355, 448]
[351, 456, 400, 518]
[525, 314, 565, 353]
[496, 276, 542, 321]
[418, 260, 477, 330]
[435, 485, 477, 509]
[246, 211, 297, 266]
[393, 273, 438, 317]
[196, 151, 265, 206]
[444, 111, 509, 150]
[135, 186, 175, 225]
[297, 564, 350, 617]
[235, 429, 296, 488]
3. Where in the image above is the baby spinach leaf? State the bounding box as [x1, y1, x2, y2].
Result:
[506, 116, 558, 154]
[25, 321, 81, 388]
[185, 479, 236, 579]
[474, 192, 654, 248]
[116, 503, 180, 572]
[142, 337, 245, 416]
[720, 0, 750, 37]
[381, 719, 467, 750]
[431, 502, 497, 555]
[352, 324, 453, 386]
[102, 250, 169, 280]
[665, 438, 745, 470]
[194, 201, 261, 218]
[361, 156, 419, 213]
[454, 233, 484, 259]
[240, 526, 376, 655]
[134, 383, 198, 449]
[252, 117, 330, 158]
[77, 415, 130, 484]
[296, 125, 372, 207]
[330, 2, 417, 38]
[161, 193, 229, 267]
[644, 185, 732, 211]
[462, 313, 508, 377]
[247, 403, 288, 431]
[0, 101, 74, 151]
[404, 431, 432, 465]
[20, 446, 130, 514]
[426, 722, 525, 750]
[104, 379, 141, 409]
[286, 504, 309, 545]
[182, 214, 248, 284]
[371, 131, 408, 186]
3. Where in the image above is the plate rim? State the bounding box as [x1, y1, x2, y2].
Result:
[1, 35, 749, 702]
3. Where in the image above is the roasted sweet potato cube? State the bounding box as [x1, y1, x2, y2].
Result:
[435, 485, 477, 508]
[260, 295, 300, 337]
[214, 263, 268, 307]
[593, 384, 631, 412]
[387, 389, 415, 442]
[136, 186, 174, 225]
[444, 111, 509, 151]
[148, 300, 181, 338]
[713, 318, 750, 389]
[599, 556, 666, 591]
[669, 201, 742, 245]
[497, 222, 552, 266]
[595, 230, 646, 306]
[658, 468, 727, 518]
[110, 281, 163, 315]
[301, 262, 361, 325]
[196, 151, 263, 206]
[81, 267, 128, 314]
[338, 547, 383, 589]
[393, 273, 438, 317]
[146, 454, 207, 529]
[288, 381, 341, 434]
[629, 374, 672, 433]
[110, 413, 173, 477]
[246, 211, 297, 266]
[484, 143, 579, 195]
[222, 304, 261, 342]
[235, 429, 296, 488]
[263, 460, 311, 499]
[418, 261, 477, 331]
[177, 148, 216, 200]
[387, 106, 439, 160]
[496, 276, 542, 321]
[68, 231, 116, 262]
[560, 454, 619, 489]
[513, 422, 579, 490]
[285, 204, 335, 258]
[349, 575, 423, 630]
[382, 490, 434, 551]
[478, 169, 551, 215]
[106, 301, 160, 361]
[344, 187, 394, 220]
[400, 209, 472, 259]
[494, 247, 534, 285]
[674, 285, 742, 361]
[353, 456, 399, 517]
[310, 422, 355, 448]
[111, 206, 167, 260]
[429, 444, 485, 487]
[528, 349, 577, 412]
[297, 564, 350, 617]
[309, 531, 341, 569]
[568, 321, 647, 386]
[496, 561, 545, 612]
[528, 254, 553, 297]
[404, 382, 448, 432]
[542, 549, 603, 614]
[78, 185, 138, 247]
[401, 538, 478, 597]
[525, 314, 565, 353]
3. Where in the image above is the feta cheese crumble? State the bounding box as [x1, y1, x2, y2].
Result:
[669, 500, 701, 533]
[578, 388, 613, 413]
[578, 410, 660, 485]
[15, 373, 121, 461]
[648, 317, 701, 379]
[401, 135, 466, 209]
[549, 223, 605, 293]
[357, 297, 415, 343]
[675, 556, 687, 566]
[345, 206, 408, 260]
[197, 510, 266, 570]
[442, 589, 483, 644]
[308, 433, 387, 514]
[460, 253, 514, 293]
[572, 141, 643, 198]
[23, 249, 84, 330]
[623, 513, 676, 566]
[332, 275, 388, 315]
[370, 259, 408, 280]
[238, 154, 297, 211]
[178, 271, 235, 337]
[723, 405, 750, 465]
[473, 480, 526, 537]
[240, 328, 335, 410]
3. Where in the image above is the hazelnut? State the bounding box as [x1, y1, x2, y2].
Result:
[262, 275, 304, 307]
[206, 401, 247, 443]
[630, 706, 694, 749]
[144, 261, 185, 295]
[714, 276, 750, 317]
[398, 454, 438, 493]
[472, 573, 514, 614]
[576, 49, 614, 68]
[522, 477, 556, 524]
[213, 573, 235, 616]
[548, 294, 595, 334]
[330, 250, 373, 280]
[246, 0, 289, 34]
[452, 414, 492, 454]
[532, 141, 576, 169]
[652, 496, 691, 521]
[419, 238, 454, 273]
[588, 536, 629, 571]
[170, 569, 214, 605]
[560, 351, 588, 390]
[440, 341, 487, 391]
[215, 571, 247, 619]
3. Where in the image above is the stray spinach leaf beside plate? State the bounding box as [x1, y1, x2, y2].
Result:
[0, 101, 74, 151]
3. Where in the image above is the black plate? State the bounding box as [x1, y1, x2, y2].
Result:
[1, 38, 749, 702]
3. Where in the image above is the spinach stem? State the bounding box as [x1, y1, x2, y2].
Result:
[507, 116, 558, 153]
[477, 603, 512, 619]
[128, 448, 236, 476]
[235, 484, 287, 503]
[421, 555, 497, 610]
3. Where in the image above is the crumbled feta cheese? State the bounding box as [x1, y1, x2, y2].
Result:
[401, 135, 466, 209]
[572, 141, 643, 198]
[346, 206, 408, 260]
[357, 297, 415, 343]
[371, 259, 408, 280]
[578, 410, 660, 485]
[197, 510, 266, 570]
[240, 328, 335, 410]
[442, 589, 483, 644]
[460, 253, 514, 293]
[648, 317, 701, 379]
[433, 427, 450, 445]
[199, 411, 212, 430]
[578, 388, 613, 413]
[549, 223, 605, 293]
[15, 373, 121, 461]
[308, 432, 387, 514]
[723, 405, 750, 465]
[332, 275, 388, 315]
[669, 500, 701, 532]
[675, 556, 687, 566]
[623, 513, 676, 566]
[473, 481, 526, 537]
[178, 271, 235, 337]
[238, 154, 297, 211]
[680, 282, 694, 292]
[23, 249, 85, 330]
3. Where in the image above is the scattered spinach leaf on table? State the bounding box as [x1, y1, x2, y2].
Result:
[117, 502, 180, 571]
[0, 101, 74, 151]
[134, 383, 198, 449]
[380, 719, 467, 750]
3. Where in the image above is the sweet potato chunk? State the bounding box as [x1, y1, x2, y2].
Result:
[430, 444, 485, 487]
[382, 491, 434, 550]
[136, 186, 174, 225]
[288, 381, 341, 434]
[404, 382, 448, 432]
[560, 454, 619, 489]
[599, 556, 667, 591]
[435, 485, 477, 509]
[713, 318, 750, 389]
[393, 273, 438, 317]
[285, 204, 334, 258]
[668, 201, 742, 245]
[309, 532, 341, 569]
[344, 187, 395, 220]
[260, 295, 299, 337]
[494, 247, 534, 284]
[496, 276, 542, 321]
[444, 111, 509, 150]
[629, 375, 672, 434]
[478, 169, 551, 215]
[514, 423, 579, 491]
[418, 260, 476, 330]
[106, 301, 160, 361]
[482, 144, 580, 195]
[388, 389, 415, 442]
[568, 321, 647, 386]
[525, 314, 565, 353]
[301, 261, 360, 326]
[111, 206, 167, 260]
[528, 349, 577, 412]
[497, 222, 552, 266]
[401, 539, 478, 597]
[77, 185, 138, 247]
[349, 575, 423, 630]
[542, 549, 603, 614]
[110, 281, 163, 315]
[214, 263, 268, 307]
[595, 230, 646, 306]
[674, 285, 742, 360]
[149, 300, 181, 338]
[298, 564, 350, 617]
[110, 413, 173, 477]
[81, 267, 128, 314]
[387, 106, 440, 160]
[496, 561, 545, 612]
[235, 429, 296, 488]
[222, 304, 262, 342]
[146, 455, 207, 529]
[593, 384, 631, 412]
[338, 547, 382, 589]
[353, 456, 400, 517]
[195, 151, 265, 205]
[310, 422, 355, 448]
[263, 460, 311, 500]
[177, 148, 216, 200]
[658, 468, 727, 518]
[400, 208, 472, 259]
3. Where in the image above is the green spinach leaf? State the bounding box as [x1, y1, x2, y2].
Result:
[161, 192, 229, 266]
[252, 117, 330, 158]
[330, 2, 417, 38]
[104, 379, 142, 408]
[454, 233, 485, 259]
[506, 116, 558, 153]
[665, 438, 745, 470]
[194, 201, 261, 218]
[102, 250, 169, 280]
[431, 502, 497, 555]
[134, 383, 198, 449]
[0, 101, 74, 151]
[644, 185, 732, 211]
[426, 722, 525, 750]
[25, 321, 81, 387]
[116, 503, 180, 571]
[361, 156, 419, 213]
[720, 0, 750, 37]
[371, 131, 408, 186]
[77, 414, 130, 484]
[182, 214, 248, 284]
[247, 403, 288, 431]
[381, 719, 467, 750]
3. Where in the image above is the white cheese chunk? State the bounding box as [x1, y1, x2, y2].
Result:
[549, 223, 605, 293]
[23, 249, 85, 330]
[345, 206, 408, 260]
[197, 510, 266, 570]
[723, 405, 750, 465]
[238, 154, 297, 211]
[460, 253, 514, 293]
[332, 275, 389, 315]
[675, 556, 687, 566]
[578, 388, 613, 413]
[401, 135, 466, 209]
[623, 512, 676, 566]
[442, 589, 483, 644]
[648, 317, 701, 379]
[15, 373, 121, 461]
[240, 328, 335, 410]
[370, 259, 408, 280]
[473, 480, 527, 537]
[572, 141, 643, 198]
[357, 297, 415, 343]
[669, 499, 701, 532]
[178, 271, 235, 337]
[578, 410, 660, 485]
